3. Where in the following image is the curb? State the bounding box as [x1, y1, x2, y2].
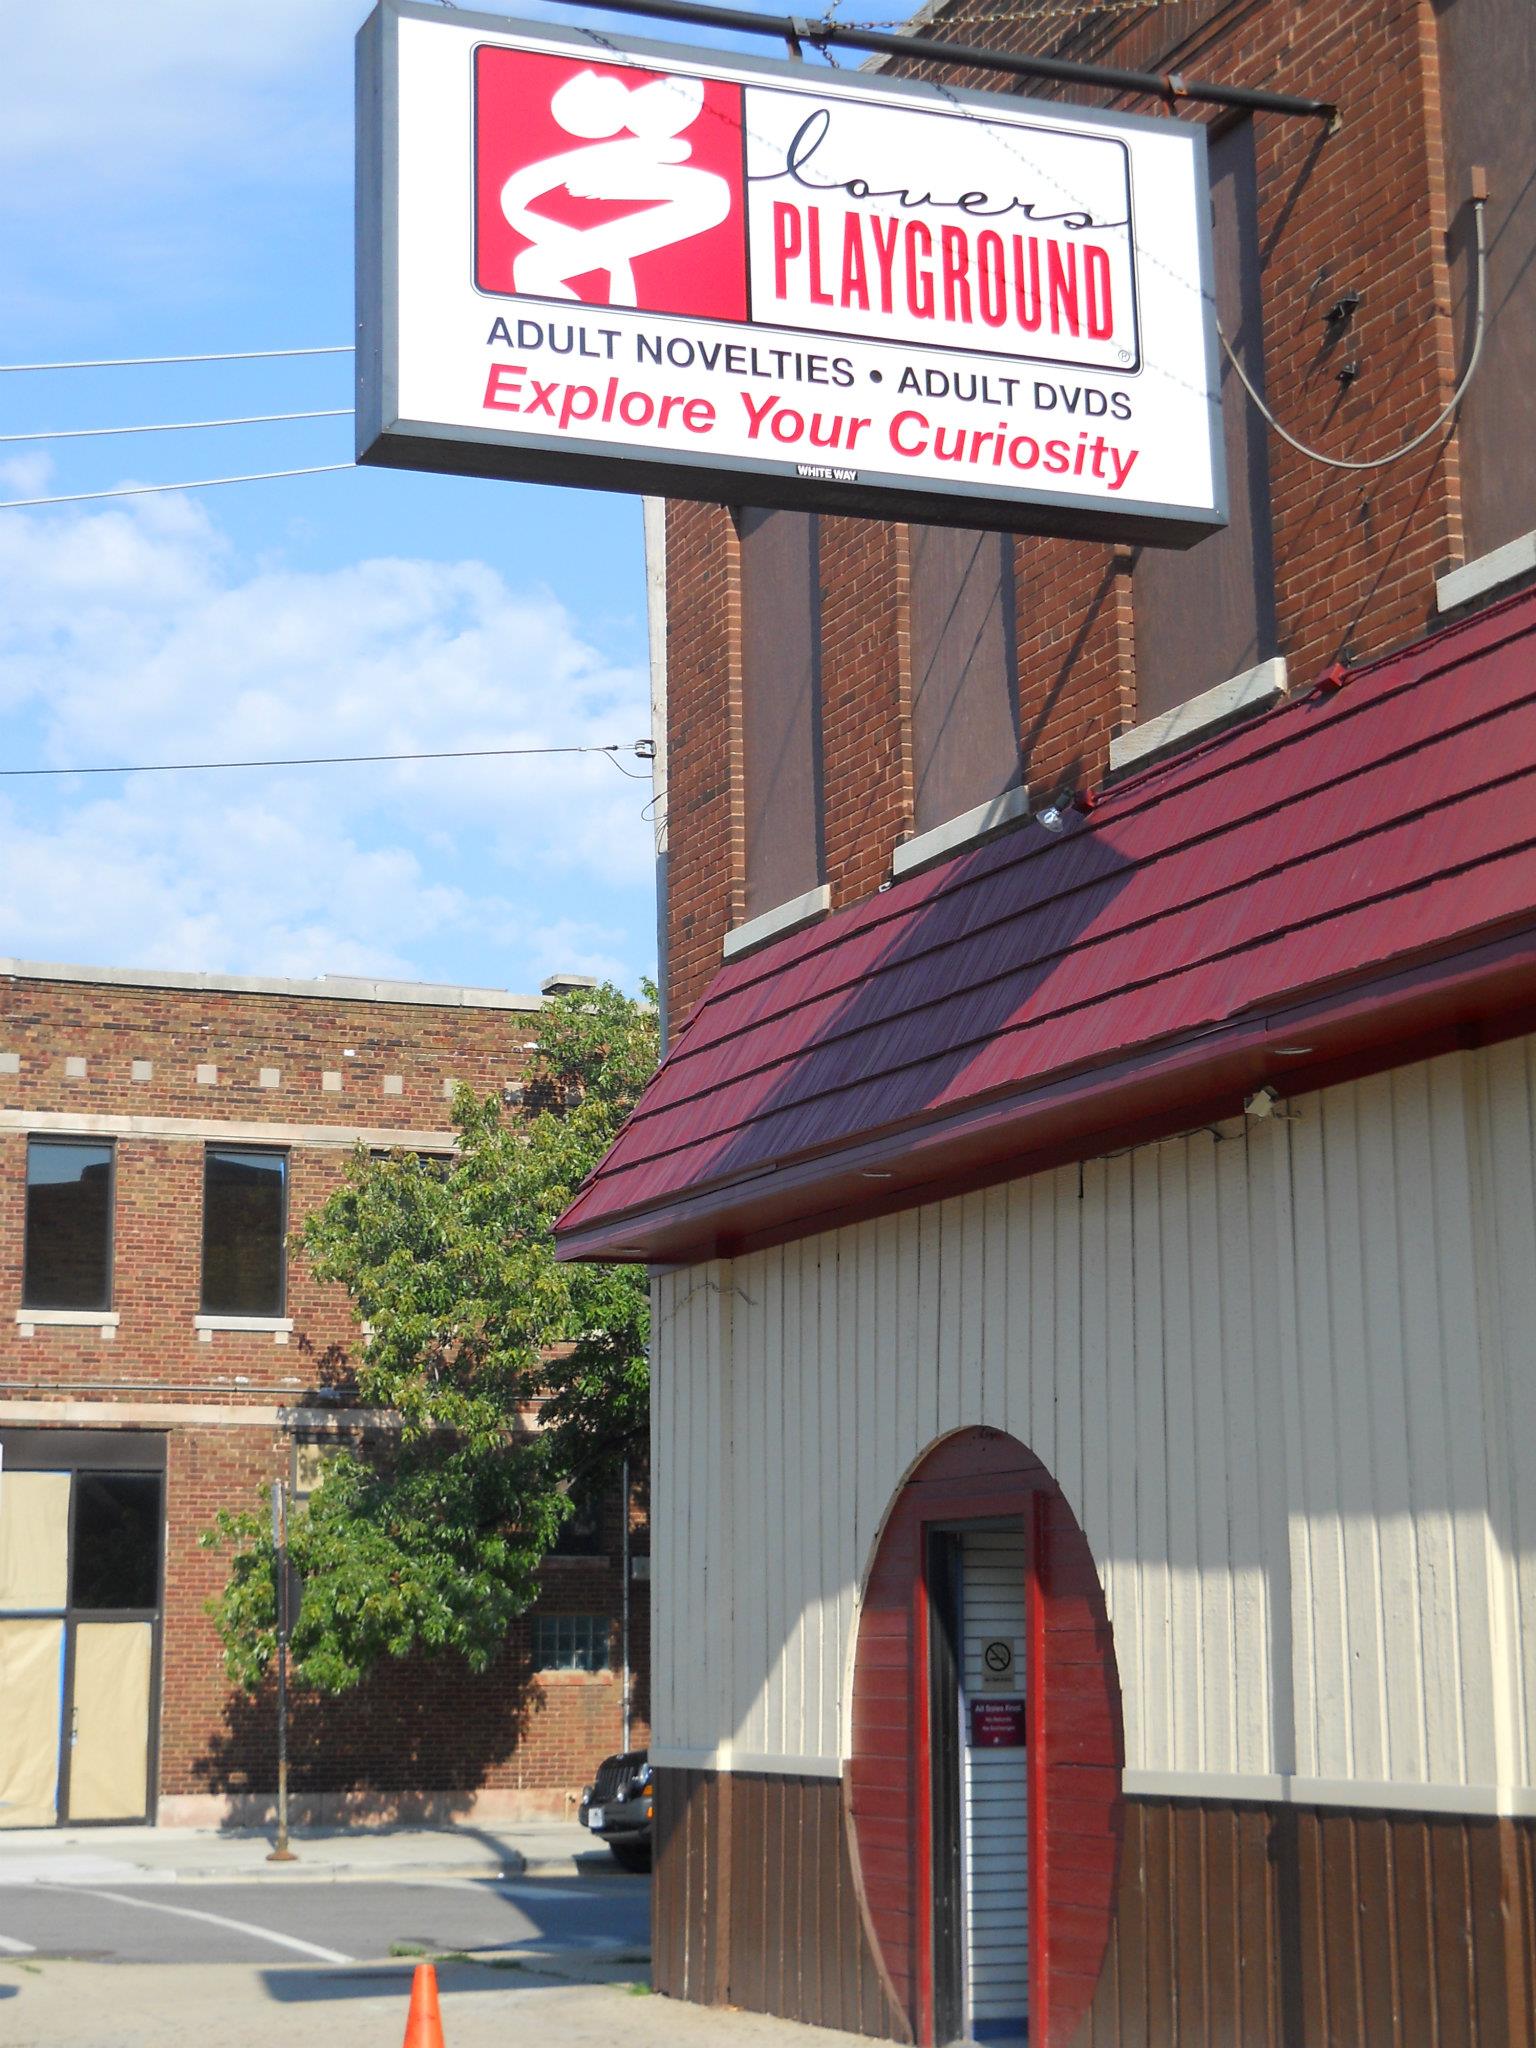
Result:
[30, 1851, 633, 1888]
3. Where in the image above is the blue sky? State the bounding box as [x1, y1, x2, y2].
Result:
[0, 0, 800, 998]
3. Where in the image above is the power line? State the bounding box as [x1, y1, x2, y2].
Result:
[0, 742, 650, 781]
[0, 410, 351, 445]
[0, 464, 354, 511]
[1219, 192, 1488, 472]
[0, 346, 353, 374]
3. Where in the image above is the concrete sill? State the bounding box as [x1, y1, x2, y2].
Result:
[891, 784, 1032, 879]
[15, 1308, 119, 1339]
[1110, 656, 1289, 776]
[723, 883, 832, 961]
[1436, 530, 1536, 613]
[195, 1313, 294, 1344]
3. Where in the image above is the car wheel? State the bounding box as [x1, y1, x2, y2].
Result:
[609, 1840, 651, 1874]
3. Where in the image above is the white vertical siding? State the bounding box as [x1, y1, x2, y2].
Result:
[650, 1039, 1536, 1809]
[1477, 1037, 1536, 1791]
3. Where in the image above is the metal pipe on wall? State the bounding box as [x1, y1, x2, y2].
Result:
[620, 1457, 632, 1753]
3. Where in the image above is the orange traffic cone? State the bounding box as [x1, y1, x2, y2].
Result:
[401, 1962, 445, 2048]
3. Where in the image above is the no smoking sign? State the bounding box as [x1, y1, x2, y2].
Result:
[981, 1638, 1015, 1689]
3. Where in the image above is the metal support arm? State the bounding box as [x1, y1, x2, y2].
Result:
[545, 0, 1338, 124]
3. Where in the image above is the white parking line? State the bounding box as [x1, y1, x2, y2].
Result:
[0, 1933, 36, 1953]
[42, 1886, 353, 1963]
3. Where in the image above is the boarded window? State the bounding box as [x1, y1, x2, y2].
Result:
[1134, 120, 1276, 723]
[293, 1440, 339, 1501]
[0, 1471, 71, 1612]
[909, 526, 1019, 834]
[202, 1147, 287, 1316]
[738, 507, 824, 918]
[532, 1612, 610, 1672]
[1437, 0, 1536, 564]
[0, 1619, 66, 1827]
[24, 1139, 114, 1312]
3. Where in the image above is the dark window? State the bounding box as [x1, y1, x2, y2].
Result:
[1134, 120, 1277, 724]
[201, 1148, 287, 1315]
[368, 1148, 453, 1177]
[908, 526, 1019, 834]
[1437, 0, 1536, 564]
[532, 1613, 610, 1672]
[24, 1139, 114, 1311]
[553, 1486, 605, 1557]
[738, 507, 824, 918]
[70, 1472, 161, 1610]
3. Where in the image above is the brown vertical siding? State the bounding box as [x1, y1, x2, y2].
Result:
[1513, 1818, 1536, 2045]
[659, 1776, 1532, 2046]
[1071, 1803, 1536, 2048]
[653, 1765, 909, 2040]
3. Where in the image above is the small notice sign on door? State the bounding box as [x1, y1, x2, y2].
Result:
[981, 1638, 1015, 1689]
[970, 1698, 1027, 1748]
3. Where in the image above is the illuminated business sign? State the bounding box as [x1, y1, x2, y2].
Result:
[357, 0, 1225, 542]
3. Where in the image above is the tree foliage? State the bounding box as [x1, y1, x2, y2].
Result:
[202, 981, 657, 1695]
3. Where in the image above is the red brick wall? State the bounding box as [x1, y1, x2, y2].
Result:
[661, 0, 1473, 1026]
[1, 970, 650, 1818]
[162, 1425, 649, 1814]
[664, 502, 745, 1028]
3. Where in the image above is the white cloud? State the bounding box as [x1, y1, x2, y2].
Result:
[0, 492, 656, 988]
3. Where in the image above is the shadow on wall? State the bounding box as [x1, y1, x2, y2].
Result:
[191, 1644, 563, 1827]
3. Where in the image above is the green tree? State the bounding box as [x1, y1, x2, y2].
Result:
[201, 981, 656, 1696]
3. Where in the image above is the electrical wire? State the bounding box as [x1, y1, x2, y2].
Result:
[0, 409, 351, 445]
[1218, 196, 1488, 473]
[0, 464, 354, 511]
[0, 346, 353, 374]
[0, 742, 652, 781]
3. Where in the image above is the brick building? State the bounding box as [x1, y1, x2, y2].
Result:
[0, 958, 649, 1831]
[557, 0, 1536, 2042]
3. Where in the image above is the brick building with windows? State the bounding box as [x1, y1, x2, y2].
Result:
[557, 0, 1536, 2041]
[0, 958, 649, 1831]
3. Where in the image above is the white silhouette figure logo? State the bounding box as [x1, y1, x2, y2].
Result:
[500, 71, 731, 306]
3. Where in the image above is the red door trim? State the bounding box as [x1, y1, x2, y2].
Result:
[1028, 1487, 1050, 2048]
[846, 1427, 1124, 2048]
[913, 1532, 936, 2048]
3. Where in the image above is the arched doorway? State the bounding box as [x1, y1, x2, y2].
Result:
[846, 1428, 1124, 2047]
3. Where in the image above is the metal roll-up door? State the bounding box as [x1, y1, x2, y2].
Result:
[959, 1526, 1028, 2042]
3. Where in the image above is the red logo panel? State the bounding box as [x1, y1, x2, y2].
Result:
[474, 47, 748, 322]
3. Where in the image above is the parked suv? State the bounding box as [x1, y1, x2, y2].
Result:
[578, 1749, 652, 1872]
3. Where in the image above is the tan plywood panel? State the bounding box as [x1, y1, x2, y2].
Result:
[0, 1618, 64, 1828]
[0, 1470, 71, 1613]
[68, 1621, 152, 1822]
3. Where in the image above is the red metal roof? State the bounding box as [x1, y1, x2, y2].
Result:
[558, 581, 1536, 1264]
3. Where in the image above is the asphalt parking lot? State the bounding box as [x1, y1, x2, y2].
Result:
[0, 1872, 650, 1967]
[0, 1831, 873, 2048]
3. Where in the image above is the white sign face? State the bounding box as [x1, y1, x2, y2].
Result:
[358, 0, 1225, 542]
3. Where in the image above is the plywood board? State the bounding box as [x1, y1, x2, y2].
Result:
[0, 1470, 70, 1612]
[0, 1618, 65, 1828]
[68, 1620, 152, 1822]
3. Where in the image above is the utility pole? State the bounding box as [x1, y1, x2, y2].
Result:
[266, 1479, 297, 1863]
[620, 1458, 632, 1753]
